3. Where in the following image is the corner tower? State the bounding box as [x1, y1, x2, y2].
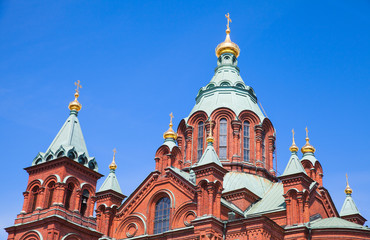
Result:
[176, 14, 276, 180]
[6, 82, 103, 240]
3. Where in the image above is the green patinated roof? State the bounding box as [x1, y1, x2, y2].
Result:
[340, 194, 361, 217]
[196, 143, 223, 167]
[162, 139, 177, 151]
[32, 111, 98, 171]
[301, 152, 318, 165]
[186, 53, 265, 122]
[310, 217, 369, 230]
[98, 170, 123, 194]
[280, 152, 307, 177]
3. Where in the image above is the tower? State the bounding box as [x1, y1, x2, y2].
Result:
[5, 82, 103, 240]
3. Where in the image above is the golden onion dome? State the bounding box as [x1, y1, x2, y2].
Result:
[68, 80, 82, 112]
[345, 174, 352, 195]
[163, 113, 178, 140]
[109, 148, 117, 171]
[289, 129, 299, 153]
[215, 13, 240, 58]
[301, 127, 316, 154]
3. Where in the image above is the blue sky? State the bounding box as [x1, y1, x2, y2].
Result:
[0, 1, 369, 236]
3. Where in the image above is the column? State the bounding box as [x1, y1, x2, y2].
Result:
[35, 187, 45, 210]
[255, 125, 263, 167]
[207, 184, 214, 215]
[185, 127, 193, 163]
[54, 182, 66, 206]
[268, 135, 276, 172]
[21, 191, 29, 214]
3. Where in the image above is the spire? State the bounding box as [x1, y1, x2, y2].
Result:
[206, 117, 214, 145]
[289, 129, 299, 153]
[196, 125, 222, 167]
[215, 13, 240, 58]
[281, 138, 307, 177]
[301, 127, 316, 154]
[163, 112, 178, 141]
[340, 174, 360, 217]
[68, 80, 82, 115]
[98, 149, 123, 194]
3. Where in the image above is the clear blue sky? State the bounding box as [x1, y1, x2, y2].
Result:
[1, 1, 369, 236]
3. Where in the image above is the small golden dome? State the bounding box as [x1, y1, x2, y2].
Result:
[215, 13, 240, 58]
[163, 113, 178, 140]
[68, 80, 82, 112]
[301, 127, 316, 154]
[289, 129, 299, 152]
[109, 148, 117, 170]
[345, 174, 352, 195]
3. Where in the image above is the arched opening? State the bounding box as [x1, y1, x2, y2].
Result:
[153, 197, 171, 234]
[197, 121, 204, 161]
[46, 181, 55, 208]
[57, 151, 65, 158]
[219, 118, 227, 160]
[79, 189, 89, 216]
[29, 186, 39, 212]
[243, 121, 250, 162]
[64, 183, 74, 210]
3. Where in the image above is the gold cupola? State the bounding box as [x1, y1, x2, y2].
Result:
[301, 127, 316, 154]
[215, 13, 240, 58]
[68, 80, 82, 112]
[109, 148, 117, 171]
[345, 173, 352, 195]
[163, 112, 178, 140]
[289, 129, 299, 153]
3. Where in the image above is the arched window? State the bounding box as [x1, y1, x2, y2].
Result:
[197, 121, 204, 161]
[243, 121, 250, 162]
[29, 186, 39, 212]
[262, 132, 266, 163]
[80, 189, 89, 216]
[154, 197, 171, 234]
[46, 181, 55, 208]
[64, 183, 74, 210]
[219, 118, 227, 160]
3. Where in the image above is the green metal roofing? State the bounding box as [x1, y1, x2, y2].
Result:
[98, 169, 123, 194]
[340, 194, 361, 217]
[280, 152, 307, 177]
[186, 53, 265, 122]
[301, 152, 318, 165]
[196, 143, 223, 167]
[162, 138, 177, 151]
[310, 217, 369, 230]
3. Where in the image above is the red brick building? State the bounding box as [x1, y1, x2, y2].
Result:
[5, 19, 370, 240]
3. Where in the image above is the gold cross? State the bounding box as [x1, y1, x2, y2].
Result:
[113, 148, 117, 161]
[346, 173, 349, 185]
[75, 80, 82, 93]
[305, 127, 309, 138]
[209, 117, 213, 137]
[225, 13, 232, 31]
[169, 112, 174, 125]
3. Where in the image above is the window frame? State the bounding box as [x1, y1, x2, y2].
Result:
[153, 197, 171, 234]
[219, 118, 227, 160]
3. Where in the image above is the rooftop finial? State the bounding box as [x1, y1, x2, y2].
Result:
[68, 80, 82, 113]
[215, 13, 240, 58]
[163, 112, 178, 140]
[345, 173, 353, 195]
[301, 126, 316, 153]
[289, 129, 299, 153]
[109, 148, 117, 171]
[206, 117, 215, 144]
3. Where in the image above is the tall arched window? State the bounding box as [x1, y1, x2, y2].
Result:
[64, 183, 74, 210]
[197, 121, 204, 161]
[262, 132, 266, 163]
[46, 181, 55, 208]
[80, 189, 89, 216]
[243, 121, 250, 162]
[154, 197, 171, 234]
[219, 118, 227, 160]
[29, 186, 39, 212]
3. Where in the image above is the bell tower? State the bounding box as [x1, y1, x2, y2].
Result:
[5, 82, 103, 240]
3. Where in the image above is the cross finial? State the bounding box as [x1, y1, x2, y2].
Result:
[113, 148, 117, 158]
[346, 173, 349, 186]
[109, 148, 117, 171]
[305, 126, 309, 138]
[292, 129, 296, 143]
[209, 117, 213, 138]
[225, 13, 232, 31]
[169, 112, 174, 125]
[75, 80, 82, 94]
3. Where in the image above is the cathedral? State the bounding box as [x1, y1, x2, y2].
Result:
[5, 15, 370, 240]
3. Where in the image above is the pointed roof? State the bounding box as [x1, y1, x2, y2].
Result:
[196, 143, 222, 167]
[340, 195, 360, 217]
[46, 112, 89, 157]
[280, 152, 307, 177]
[98, 150, 123, 194]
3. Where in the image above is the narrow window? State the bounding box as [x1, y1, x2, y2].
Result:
[46, 182, 55, 208]
[197, 122, 204, 161]
[80, 189, 89, 216]
[30, 186, 39, 212]
[219, 118, 227, 160]
[262, 132, 266, 163]
[65, 183, 74, 210]
[154, 197, 171, 234]
[243, 121, 250, 162]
